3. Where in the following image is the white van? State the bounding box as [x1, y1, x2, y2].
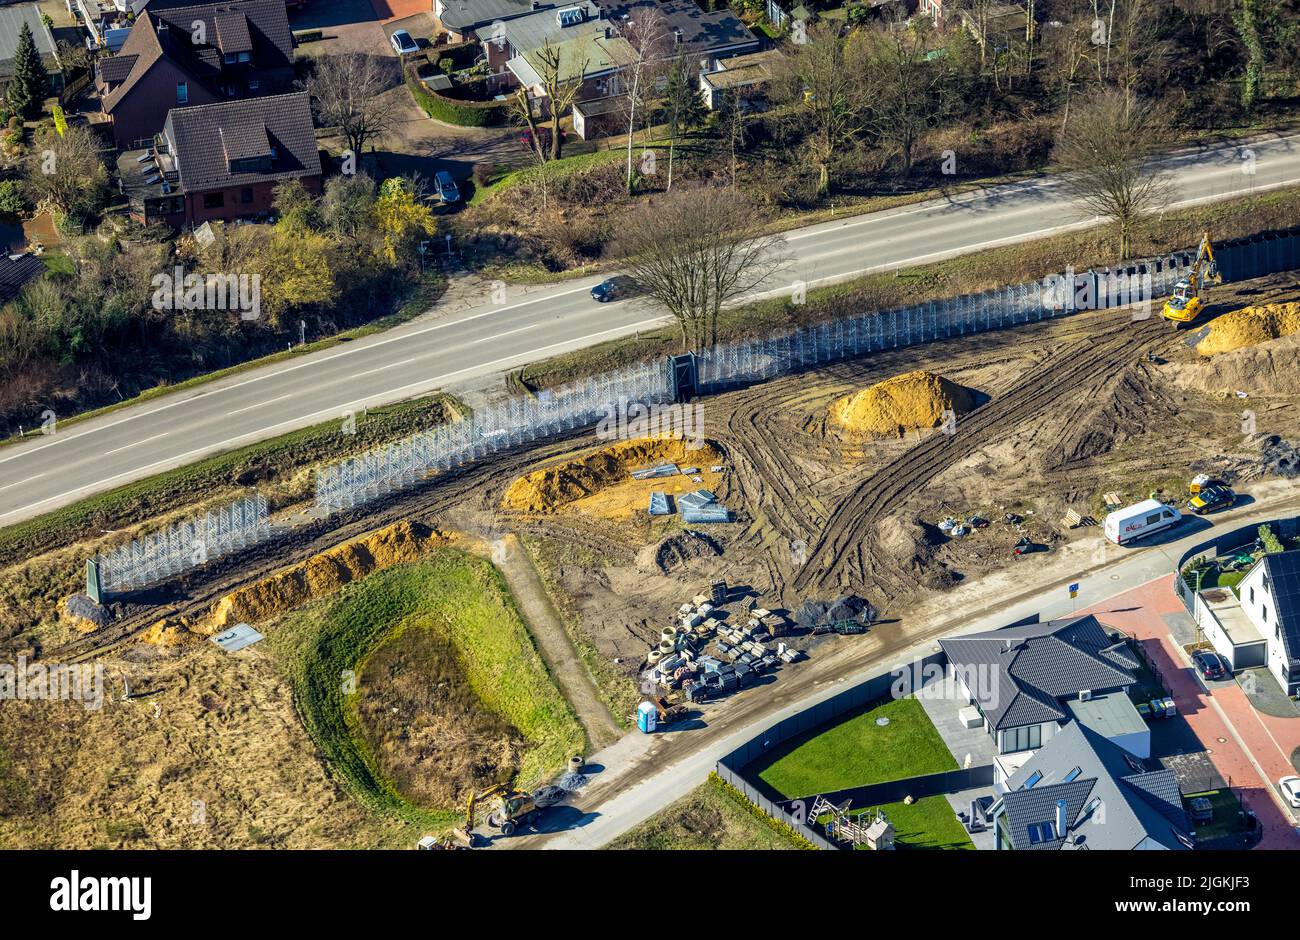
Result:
[1103, 499, 1182, 545]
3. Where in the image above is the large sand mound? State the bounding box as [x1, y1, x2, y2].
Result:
[829, 370, 976, 437]
[208, 521, 450, 630]
[1179, 332, 1300, 396]
[1196, 302, 1300, 356]
[503, 437, 722, 514]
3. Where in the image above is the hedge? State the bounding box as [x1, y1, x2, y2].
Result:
[293, 28, 323, 42]
[708, 772, 819, 850]
[404, 65, 508, 127]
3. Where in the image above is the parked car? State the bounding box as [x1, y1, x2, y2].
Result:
[1192, 649, 1228, 680]
[390, 29, 419, 56]
[1103, 499, 1181, 545]
[1190, 484, 1235, 515]
[434, 170, 460, 205]
[591, 276, 637, 303]
[1280, 776, 1300, 808]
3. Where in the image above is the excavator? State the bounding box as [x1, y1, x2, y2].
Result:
[464, 782, 568, 838]
[1161, 232, 1221, 326]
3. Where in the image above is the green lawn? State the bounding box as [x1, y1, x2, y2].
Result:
[845, 796, 975, 851]
[754, 697, 957, 799]
[266, 549, 585, 828]
[1185, 789, 1249, 841]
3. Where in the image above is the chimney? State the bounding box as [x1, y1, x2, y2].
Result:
[673, 27, 683, 43]
[1054, 800, 1068, 838]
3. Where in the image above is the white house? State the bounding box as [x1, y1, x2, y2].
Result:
[1237, 549, 1300, 695]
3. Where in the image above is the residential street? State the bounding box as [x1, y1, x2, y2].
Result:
[2, 132, 1298, 524]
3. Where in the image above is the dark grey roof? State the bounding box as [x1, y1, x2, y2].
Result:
[595, 0, 758, 55]
[999, 721, 1190, 851]
[0, 252, 45, 305]
[1260, 550, 1300, 665]
[164, 91, 320, 192]
[438, 0, 558, 32]
[0, 4, 61, 80]
[939, 615, 1139, 731]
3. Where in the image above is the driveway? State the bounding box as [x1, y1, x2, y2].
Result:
[291, 0, 433, 57]
[1085, 577, 1300, 849]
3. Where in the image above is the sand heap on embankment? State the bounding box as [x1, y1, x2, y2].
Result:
[1178, 331, 1300, 398]
[208, 521, 450, 631]
[1196, 303, 1300, 356]
[829, 370, 976, 437]
[502, 437, 723, 514]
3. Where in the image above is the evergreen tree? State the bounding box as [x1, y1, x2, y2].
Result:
[7, 22, 50, 120]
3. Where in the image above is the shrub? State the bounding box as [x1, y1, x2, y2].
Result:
[437, 57, 455, 74]
[404, 64, 507, 127]
[292, 28, 323, 42]
[1259, 524, 1285, 554]
[472, 161, 495, 188]
[0, 179, 25, 215]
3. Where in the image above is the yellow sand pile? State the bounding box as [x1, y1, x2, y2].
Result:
[1197, 302, 1300, 356]
[829, 370, 976, 437]
[58, 597, 102, 634]
[140, 616, 200, 648]
[503, 437, 722, 513]
[208, 521, 450, 630]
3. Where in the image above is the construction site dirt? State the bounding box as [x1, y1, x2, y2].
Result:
[17, 270, 1300, 847]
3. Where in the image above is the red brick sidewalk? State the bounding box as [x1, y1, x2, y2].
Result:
[1078, 576, 1300, 849]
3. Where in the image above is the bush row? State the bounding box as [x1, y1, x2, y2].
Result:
[404, 64, 508, 127]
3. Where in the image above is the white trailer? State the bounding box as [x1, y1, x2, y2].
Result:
[1103, 499, 1181, 545]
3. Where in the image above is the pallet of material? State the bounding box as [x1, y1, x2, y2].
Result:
[648, 491, 672, 515]
[682, 506, 731, 524]
[678, 488, 718, 511]
[633, 463, 681, 480]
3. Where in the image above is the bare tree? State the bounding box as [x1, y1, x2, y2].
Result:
[616, 9, 670, 192]
[865, 19, 948, 178]
[23, 123, 108, 222]
[1053, 89, 1173, 258]
[772, 24, 872, 197]
[525, 38, 589, 160]
[614, 186, 788, 352]
[307, 54, 401, 160]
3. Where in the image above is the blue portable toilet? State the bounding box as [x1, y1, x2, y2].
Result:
[637, 701, 658, 734]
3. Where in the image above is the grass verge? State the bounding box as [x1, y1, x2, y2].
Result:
[609, 774, 804, 850]
[265, 550, 585, 829]
[753, 697, 957, 799]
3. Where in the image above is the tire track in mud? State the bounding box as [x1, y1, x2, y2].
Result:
[791, 317, 1170, 598]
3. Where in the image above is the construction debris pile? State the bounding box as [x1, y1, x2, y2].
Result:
[1196, 302, 1300, 356]
[793, 594, 877, 635]
[640, 580, 801, 714]
[828, 370, 976, 437]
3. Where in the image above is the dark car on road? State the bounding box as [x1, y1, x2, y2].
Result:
[591, 276, 636, 303]
[1190, 484, 1235, 515]
[1192, 649, 1229, 680]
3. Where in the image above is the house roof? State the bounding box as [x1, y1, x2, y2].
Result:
[513, 30, 635, 85]
[438, 0, 559, 32]
[595, 0, 757, 57]
[999, 721, 1190, 850]
[0, 4, 62, 81]
[1257, 549, 1300, 665]
[164, 91, 320, 193]
[476, 0, 601, 52]
[701, 48, 783, 90]
[99, 0, 291, 112]
[939, 615, 1139, 731]
[0, 252, 45, 306]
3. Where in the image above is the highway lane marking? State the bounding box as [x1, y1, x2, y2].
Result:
[350, 355, 428, 379]
[103, 432, 167, 456]
[227, 394, 293, 416]
[0, 473, 43, 492]
[0, 316, 670, 526]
